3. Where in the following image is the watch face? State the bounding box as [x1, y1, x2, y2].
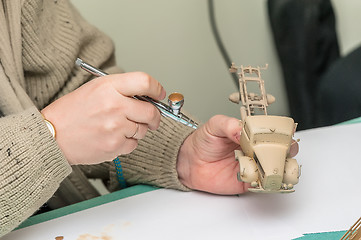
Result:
[44, 119, 56, 138]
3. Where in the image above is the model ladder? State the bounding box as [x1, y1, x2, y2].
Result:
[230, 64, 269, 119]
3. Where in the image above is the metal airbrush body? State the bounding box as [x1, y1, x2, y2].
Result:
[75, 58, 198, 129]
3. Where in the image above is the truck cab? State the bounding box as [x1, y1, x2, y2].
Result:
[238, 115, 299, 193]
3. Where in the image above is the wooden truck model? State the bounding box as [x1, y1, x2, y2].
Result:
[229, 64, 300, 193]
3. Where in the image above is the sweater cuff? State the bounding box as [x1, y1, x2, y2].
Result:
[0, 107, 71, 235]
[121, 117, 196, 191]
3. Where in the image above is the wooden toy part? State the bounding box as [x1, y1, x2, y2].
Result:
[340, 217, 361, 240]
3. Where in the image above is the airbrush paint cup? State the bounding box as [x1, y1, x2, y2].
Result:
[168, 92, 184, 116]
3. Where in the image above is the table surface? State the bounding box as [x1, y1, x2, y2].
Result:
[3, 117, 361, 240]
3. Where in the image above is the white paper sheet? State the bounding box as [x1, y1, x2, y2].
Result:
[3, 123, 361, 240]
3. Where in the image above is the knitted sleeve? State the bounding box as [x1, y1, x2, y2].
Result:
[0, 0, 116, 236]
[120, 117, 196, 191]
[0, 107, 71, 237]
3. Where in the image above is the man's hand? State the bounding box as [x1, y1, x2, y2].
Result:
[176, 115, 299, 195]
[177, 115, 248, 195]
[41, 72, 165, 165]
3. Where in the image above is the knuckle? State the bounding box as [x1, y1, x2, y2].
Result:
[103, 137, 120, 153]
[210, 114, 223, 124]
[102, 119, 118, 133]
[102, 103, 115, 115]
[98, 93, 119, 113]
[135, 72, 152, 91]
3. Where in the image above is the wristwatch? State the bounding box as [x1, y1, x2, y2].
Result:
[42, 115, 56, 138]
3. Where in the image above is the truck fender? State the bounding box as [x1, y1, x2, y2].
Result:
[235, 150, 258, 183]
[283, 158, 300, 185]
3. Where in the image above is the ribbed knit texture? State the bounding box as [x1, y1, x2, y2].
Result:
[0, 0, 196, 237]
[0, 107, 71, 236]
[122, 117, 195, 191]
[20, 0, 116, 109]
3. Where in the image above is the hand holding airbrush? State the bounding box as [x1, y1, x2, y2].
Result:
[75, 58, 198, 129]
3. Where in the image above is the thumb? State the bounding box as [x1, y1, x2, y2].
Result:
[206, 115, 242, 144]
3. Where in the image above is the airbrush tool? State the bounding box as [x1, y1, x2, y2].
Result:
[75, 58, 198, 129]
[75, 58, 198, 188]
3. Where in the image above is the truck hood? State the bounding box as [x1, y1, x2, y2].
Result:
[253, 144, 287, 176]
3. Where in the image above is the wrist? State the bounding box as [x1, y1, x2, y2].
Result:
[40, 107, 75, 165]
[176, 137, 193, 189]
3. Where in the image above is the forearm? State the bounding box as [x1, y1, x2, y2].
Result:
[0, 107, 71, 237]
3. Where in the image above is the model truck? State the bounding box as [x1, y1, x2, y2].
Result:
[229, 64, 300, 193]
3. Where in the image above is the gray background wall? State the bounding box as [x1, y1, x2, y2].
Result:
[71, 0, 361, 123]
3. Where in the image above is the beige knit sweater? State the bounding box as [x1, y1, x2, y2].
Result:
[0, 0, 194, 237]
